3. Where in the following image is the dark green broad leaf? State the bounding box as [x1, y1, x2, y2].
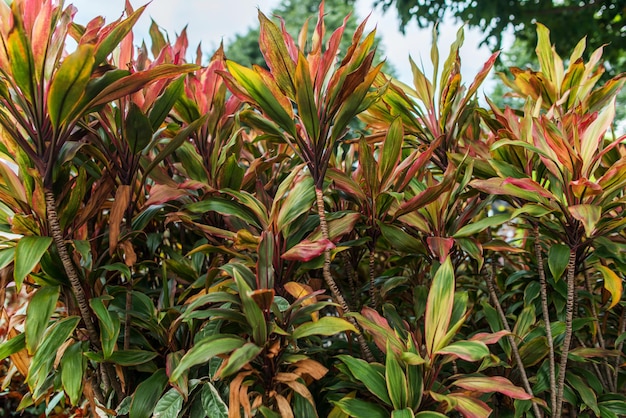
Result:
[169, 334, 244, 382]
[61, 342, 85, 406]
[453, 214, 511, 238]
[233, 269, 267, 345]
[548, 244, 570, 282]
[14, 236, 53, 291]
[186, 196, 261, 229]
[333, 397, 389, 418]
[129, 369, 168, 418]
[108, 350, 158, 366]
[153, 388, 183, 418]
[125, 102, 154, 155]
[90, 296, 120, 359]
[149, 75, 185, 131]
[337, 355, 391, 406]
[201, 381, 228, 417]
[27, 316, 80, 398]
[25, 286, 59, 355]
[217, 342, 263, 379]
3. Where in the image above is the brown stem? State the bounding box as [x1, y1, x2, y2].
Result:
[44, 189, 113, 399]
[534, 227, 556, 413]
[614, 306, 626, 391]
[315, 188, 374, 362]
[341, 253, 358, 310]
[554, 249, 577, 418]
[487, 259, 543, 418]
[369, 247, 377, 308]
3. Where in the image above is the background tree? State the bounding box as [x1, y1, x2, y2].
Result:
[375, 0, 626, 77]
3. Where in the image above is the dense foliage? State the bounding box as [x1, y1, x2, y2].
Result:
[0, 1, 625, 417]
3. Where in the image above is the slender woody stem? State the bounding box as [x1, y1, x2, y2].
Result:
[315, 188, 374, 362]
[554, 248, 577, 418]
[534, 226, 557, 413]
[487, 259, 542, 418]
[44, 188, 112, 400]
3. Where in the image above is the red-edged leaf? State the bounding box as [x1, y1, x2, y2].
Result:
[469, 330, 510, 345]
[568, 204, 601, 237]
[281, 239, 335, 262]
[427, 237, 454, 263]
[453, 376, 532, 400]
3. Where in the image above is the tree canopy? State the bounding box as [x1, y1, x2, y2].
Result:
[376, 0, 626, 76]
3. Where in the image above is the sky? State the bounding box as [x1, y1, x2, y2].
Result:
[69, 0, 506, 92]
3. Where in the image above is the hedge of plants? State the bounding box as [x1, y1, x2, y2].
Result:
[0, 1, 625, 417]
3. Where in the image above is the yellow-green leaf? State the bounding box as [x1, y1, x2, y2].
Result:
[292, 316, 357, 340]
[61, 342, 85, 406]
[47, 44, 95, 129]
[597, 265, 622, 310]
[425, 257, 455, 356]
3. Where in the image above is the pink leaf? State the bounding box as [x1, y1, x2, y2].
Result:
[453, 376, 532, 400]
[469, 330, 510, 345]
[281, 239, 335, 262]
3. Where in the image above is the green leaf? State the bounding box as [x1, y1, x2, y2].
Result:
[61, 342, 85, 406]
[414, 412, 448, 418]
[25, 285, 59, 355]
[153, 388, 183, 418]
[0, 333, 25, 360]
[218, 342, 263, 379]
[226, 60, 296, 137]
[169, 334, 244, 382]
[47, 44, 95, 129]
[14, 236, 53, 291]
[333, 398, 389, 418]
[336, 355, 392, 406]
[276, 175, 315, 231]
[548, 244, 570, 282]
[436, 340, 489, 362]
[295, 52, 320, 143]
[125, 102, 154, 155]
[0, 246, 15, 271]
[386, 344, 408, 409]
[378, 222, 425, 254]
[93, 6, 146, 66]
[201, 382, 228, 418]
[597, 265, 622, 310]
[379, 117, 404, 188]
[512, 304, 535, 340]
[519, 336, 549, 367]
[7, 24, 35, 103]
[568, 372, 600, 416]
[453, 213, 511, 238]
[425, 257, 455, 356]
[90, 296, 120, 359]
[292, 316, 357, 340]
[186, 196, 261, 229]
[130, 369, 168, 418]
[108, 350, 158, 366]
[27, 316, 80, 398]
[392, 409, 416, 418]
[149, 76, 185, 130]
[233, 269, 267, 345]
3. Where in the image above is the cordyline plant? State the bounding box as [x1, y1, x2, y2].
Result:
[220, 2, 385, 360]
[0, 1, 625, 417]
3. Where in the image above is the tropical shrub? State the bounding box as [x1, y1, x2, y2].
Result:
[0, 1, 624, 417]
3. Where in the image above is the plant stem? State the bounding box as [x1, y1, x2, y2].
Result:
[554, 248, 577, 418]
[534, 226, 557, 413]
[369, 246, 377, 308]
[614, 306, 626, 391]
[315, 188, 374, 362]
[486, 258, 543, 418]
[44, 188, 111, 399]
